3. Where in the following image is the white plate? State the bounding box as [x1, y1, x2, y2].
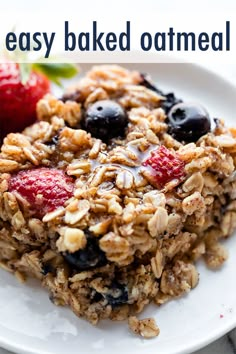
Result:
[0, 63, 236, 354]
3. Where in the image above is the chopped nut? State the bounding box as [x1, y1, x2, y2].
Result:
[56, 227, 86, 252]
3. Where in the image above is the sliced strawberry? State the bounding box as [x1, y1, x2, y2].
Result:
[9, 168, 74, 218]
[142, 145, 186, 187]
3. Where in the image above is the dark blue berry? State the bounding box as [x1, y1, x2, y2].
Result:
[63, 231, 107, 271]
[91, 282, 128, 307]
[91, 291, 103, 303]
[83, 100, 128, 141]
[139, 73, 182, 113]
[44, 134, 59, 147]
[168, 102, 211, 142]
[105, 282, 128, 307]
[41, 263, 54, 275]
[161, 93, 182, 114]
[139, 73, 163, 95]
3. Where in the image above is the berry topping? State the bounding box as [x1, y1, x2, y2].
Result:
[142, 146, 185, 187]
[0, 62, 78, 141]
[41, 263, 55, 276]
[168, 103, 211, 142]
[44, 134, 60, 147]
[91, 282, 128, 307]
[139, 73, 182, 113]
[139, 73, 163, 94]
[83, 100, 128, 141]
[162, 93, 183, 114]
[105, 282, 128, 307]
[63, 231, 107, 271]
[9, 168, 74, 218]
[0, 63, 50, 140]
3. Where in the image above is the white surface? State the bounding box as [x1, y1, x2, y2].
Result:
[0, 63, 236, 354]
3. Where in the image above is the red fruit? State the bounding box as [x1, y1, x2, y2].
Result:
[9, 168, 74, 218]
[142, 145, 185, 187]
[0, 62, 50, 140]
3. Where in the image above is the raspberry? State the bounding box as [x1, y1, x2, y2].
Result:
[9, 168, 74, 218]
[142, 146, 185, 187]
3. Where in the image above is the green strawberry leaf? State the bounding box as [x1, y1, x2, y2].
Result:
[33, 63, 78, 86]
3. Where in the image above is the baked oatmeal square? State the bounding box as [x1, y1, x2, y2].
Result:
[1, 65, 236, 337]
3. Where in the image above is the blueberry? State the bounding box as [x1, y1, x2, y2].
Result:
[91, 282, 128, 307]
[44, 134, 59, 147]
[139, 73, 163, 95]
[91, 291, 103, 303]
[41, 263, 54, 275]
[139, 73, 182, 113]
[82, 100, 128, 141]
[63, 231, 107, 271]
[105, 282, 128, 307]
[168, 103, 211, 142]
[161, 93, 183, 114]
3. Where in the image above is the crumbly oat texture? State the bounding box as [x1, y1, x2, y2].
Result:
[1, 65, 236, 338]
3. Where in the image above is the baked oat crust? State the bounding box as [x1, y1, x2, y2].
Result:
[1, 65, 236, 338]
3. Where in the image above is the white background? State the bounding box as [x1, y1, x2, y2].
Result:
[0, 0, 236, 67]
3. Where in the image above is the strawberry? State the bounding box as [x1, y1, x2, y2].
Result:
[142, 145, 186, 187]
[0, 62, 78, 141]
[0, 62, 50, 140]
[9, 167, 74, 218]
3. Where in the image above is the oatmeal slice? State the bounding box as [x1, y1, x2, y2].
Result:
[0, 65, 236, 334]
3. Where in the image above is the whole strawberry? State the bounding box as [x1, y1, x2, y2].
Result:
[0, 62, 50, 140]
[0, 62, 78, 142]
